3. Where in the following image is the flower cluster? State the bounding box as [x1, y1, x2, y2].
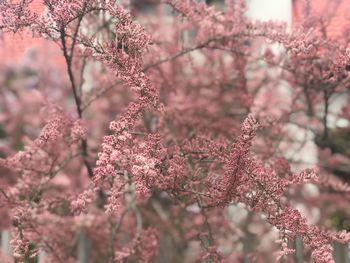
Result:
[1, 0, 350, 262]
[0, 0, 38, 33]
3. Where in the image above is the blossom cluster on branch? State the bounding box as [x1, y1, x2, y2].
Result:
[0, 0, 350, 262]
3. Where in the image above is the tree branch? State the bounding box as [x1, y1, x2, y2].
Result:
[60, 21, 94, 178]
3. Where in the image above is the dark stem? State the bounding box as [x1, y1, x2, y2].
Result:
[323, 90, 329, 140]
[197, 195, 215, 263]
[60, 27, 82, 117]
[303, 84, 314, 117]
[60, 15, 94, 178]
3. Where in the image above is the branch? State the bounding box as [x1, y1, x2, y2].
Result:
[323, 90, 330, 140]
[60, 23, 94, 178]
[142, 37, 222, 72]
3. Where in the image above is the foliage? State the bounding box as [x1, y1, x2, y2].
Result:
[0, 0, 350, 262]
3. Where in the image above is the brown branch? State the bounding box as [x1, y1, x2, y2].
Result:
[323, 90, 330, 140]
[142, 37, 222, 72]
[60, 22, 93, 178]
[197, 194, 215, 263]
[81, 80, 122, 112]
[108, 207, 130, 261]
